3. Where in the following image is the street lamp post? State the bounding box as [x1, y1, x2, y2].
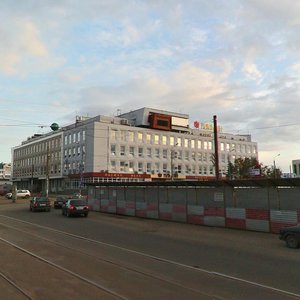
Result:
[273, 153, 280, 178]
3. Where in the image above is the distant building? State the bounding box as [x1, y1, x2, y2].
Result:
[11, 107, 258, 193]
[0, 163, 11, 180]
[292, 160, 300, 177]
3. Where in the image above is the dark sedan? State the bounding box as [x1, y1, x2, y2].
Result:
[279, 225, 300, 248]
[30, 196, 51, 212]
[54, 196, 68, 209]
[62, 199, 89, 217]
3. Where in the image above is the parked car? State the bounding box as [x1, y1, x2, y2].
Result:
[54, 196, 68, 209]
[30, 196, 51, 212]
[62, 199, 89, 217]
[6, 189, 31, 199]
[279, 225, 300, 248]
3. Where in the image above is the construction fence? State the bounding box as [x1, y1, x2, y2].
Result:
[87, 179, 300, 233]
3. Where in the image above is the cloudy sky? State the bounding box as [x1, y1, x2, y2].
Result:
[1, 0, 300, 172]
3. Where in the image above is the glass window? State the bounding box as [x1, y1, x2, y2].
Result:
[138, 162, 143, 172]
[204, 141, 208, 150]
[208, 142, 212, 150]
[146, 134, 151, 143]
[129, 146, 134, 156]
[128, 131, 134, 142]
[138, 147, 143, 157]
[120, 161, 125, 171]
[120, 145, 125, 156]
[163, 163, 167, 173]
[220, 142, 225, 151]
[163, 149, 167, 159]
[138, 132, 143, 142]
[111, 160, 116, 171]
[184, 139, 189, 148]
[184, 151, 189, 160]
[162, 136, 167, 145]
[191, 140, 195, 148]
[110, 130, 117, 140]
[111, 145, 116, 155]
[226, 143, 230, 151]
[154, 134, 159, 145]
[147, 148, 151, 158]
[177, 138, 182, 147]
[82, 131, 86, 141]
[155, 149, 160, 158]
[170, 136, 175, 146]
[198, 152, 202, 161]
[197, 140, 201, 149]
[146, 163, 151, 173]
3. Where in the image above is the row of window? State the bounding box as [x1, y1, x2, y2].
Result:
[110, 130, 257, 153]
[14, 137, 61, 158]
[64, 131, 86, 145]
[109, 160, 215, 175]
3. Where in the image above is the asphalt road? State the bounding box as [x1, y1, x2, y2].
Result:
[0, 197, 299, 299]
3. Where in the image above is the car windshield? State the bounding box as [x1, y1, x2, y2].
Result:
[70, 200, 86, 206]
[34, 196, 48, 202]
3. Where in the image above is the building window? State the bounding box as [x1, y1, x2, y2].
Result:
[154, 134, 159, 145]
[220, 143, 225, 151]
[208, 142, 212, 150]
[138, 162, 143, 172]
[184, 138, 189, 148]
[120, 145, 125, 156]
[177, 138, 182, 147]
[138, 147, 143, 157]
[111, 145, 116, 156]
[147, 148, 151, 158]
[120, 161, 125, 171]
[162, 135, 167, 145]
[146, 163, 151, 173]
[128, 131, 134, 142]
[198, 153, 202, 161]
[192, 152, 196, 160]
[155, 162, 160, 173]
[129, 161, 134, 172]
[111, 160, 116, 171]
[184, 151, 189, 160]
[110, 130, 117, 140]
[146, 134, 151, 143]
[163, 163, 167, 173]
[163, 149, 167, 159]
[204, 141, 208, 150]
[170, 136, 175, 146]
[177, 150, 182, 160]
[82, 131, 86, 141]
[138, 132, 143, 142]
[155, 149, 160, 158]
[191, 140, 195, 148]
[129, 146, 134, 156]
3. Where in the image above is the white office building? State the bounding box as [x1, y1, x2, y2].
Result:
[11, 107, 258, 193]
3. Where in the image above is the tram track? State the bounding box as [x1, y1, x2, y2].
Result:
[0, 213, 299, 300]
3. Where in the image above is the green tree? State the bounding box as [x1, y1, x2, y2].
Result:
[231, 157, 261, 179]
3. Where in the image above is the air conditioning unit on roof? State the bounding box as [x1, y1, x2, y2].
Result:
[120, 119, 129, 125]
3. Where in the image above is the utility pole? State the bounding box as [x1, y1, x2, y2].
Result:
[213, 115, 220, 180]
[46, 147, 50, 197]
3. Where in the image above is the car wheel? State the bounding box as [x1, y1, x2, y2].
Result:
[286, 235, 299, 249]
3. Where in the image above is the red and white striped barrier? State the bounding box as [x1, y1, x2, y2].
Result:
[159, 203, 186, 222]
[270, 210, 298, 233]
[116, 200, 135, 216]
[136, 202, 158, 219]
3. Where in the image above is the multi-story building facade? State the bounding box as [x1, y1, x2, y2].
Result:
[11, 107, 258, 193]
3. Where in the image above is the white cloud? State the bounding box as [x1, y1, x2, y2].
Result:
[242, 63, 263, 82]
